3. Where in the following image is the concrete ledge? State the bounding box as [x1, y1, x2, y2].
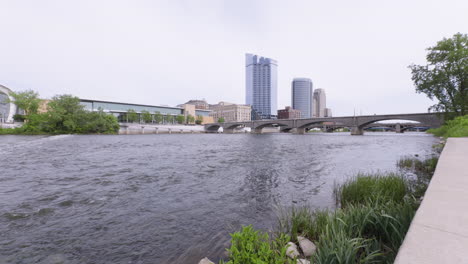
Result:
[395, 138, 468, 264]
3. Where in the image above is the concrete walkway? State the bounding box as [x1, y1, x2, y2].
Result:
[395, 138, 468, 263]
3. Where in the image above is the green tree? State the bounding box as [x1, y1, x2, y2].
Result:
[409, 33, 468, 117]
[218, 117, 225, 123]
[141, 110, 152, 123]
[195, 115, 203, 125]
[154, 111, 163, 124]
[176, 114, 185, 124]
[28, 94, 119, 134]
[126, 109, 138, 123]
[165, 114, 174, 124]
[8, 90, 41, 116]
[186, 114, 195, 124]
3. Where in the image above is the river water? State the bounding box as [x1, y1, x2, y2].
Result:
[0, 133, 438, 264]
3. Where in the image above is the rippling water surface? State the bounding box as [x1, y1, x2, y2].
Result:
[0, 133, 438, 263]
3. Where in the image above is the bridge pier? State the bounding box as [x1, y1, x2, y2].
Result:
[295, 128, 306, 134]
[395, 123, 403, 133]
[251, 127, 263, 134]
[350, 126, 364, 135]
[224, 128, 235, 134]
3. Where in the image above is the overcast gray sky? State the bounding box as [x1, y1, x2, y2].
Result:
[1, 0, 467, 116]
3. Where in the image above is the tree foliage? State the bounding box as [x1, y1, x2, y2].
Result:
[186, 114, 195, 124]
[154, 111, 163, 123]
[218, 117, 225, 123]
[126, 109, 138, 123]
[141, 110, 152, 123]
[8, 90, 41, 116]
[165, 114, 174, 124]
[195, 115, 203, 125]
[176, 114, 185, 124]
[409, 33, 468, 117]
[10, 94, 119, 134]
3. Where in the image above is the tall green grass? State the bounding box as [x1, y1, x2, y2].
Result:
[277, 199, 417, 263]
[334, 173, 408, 208]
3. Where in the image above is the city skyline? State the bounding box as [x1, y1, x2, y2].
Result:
[1, 1, 467, 116]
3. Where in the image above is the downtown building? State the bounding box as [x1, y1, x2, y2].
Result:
[209, 101, 251, 122]
[313, 88, 327, 117]
[278, 106, 301, 119]
[291, 78, 313, 118]
[245, 53, 278, 120]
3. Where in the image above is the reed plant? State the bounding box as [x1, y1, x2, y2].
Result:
[334, 173, 408, 208]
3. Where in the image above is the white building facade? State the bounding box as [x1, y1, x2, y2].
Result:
[0, 85, 17, 123]
[313, 88, 326, 118]
[209, 102, 251, 122]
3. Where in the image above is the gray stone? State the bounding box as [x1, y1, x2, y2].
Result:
[297, 259, 311, 264]
[286, 242, 300, 259]
[297, 236, 316, 257]
[198, 257, 215, 264]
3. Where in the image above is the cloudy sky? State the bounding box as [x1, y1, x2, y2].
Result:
[1, 0, 467, 116]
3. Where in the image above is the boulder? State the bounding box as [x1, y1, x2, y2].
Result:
[297, 236, 316, 257]
[297, 259, 311, 264]
[286, 242, 300, 259]
[198, 257, 215, 264]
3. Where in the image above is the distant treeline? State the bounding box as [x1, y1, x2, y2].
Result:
[1, 91, 119, 134]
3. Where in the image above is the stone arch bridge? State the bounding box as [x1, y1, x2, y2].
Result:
[204, 113, 444, 135]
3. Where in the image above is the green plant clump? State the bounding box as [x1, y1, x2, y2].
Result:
[335, 173, 408, 208]
[222, 225, 292, 264]
[427, 115, 468, 138]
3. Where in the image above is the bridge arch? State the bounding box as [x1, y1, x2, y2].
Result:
[298, 120, 343, 129]
[252, 122, 290, 133]
[205, 124, 221, 133]
[325, 126, 351, 132]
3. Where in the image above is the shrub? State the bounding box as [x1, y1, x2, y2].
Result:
[427, 115, 468, 137]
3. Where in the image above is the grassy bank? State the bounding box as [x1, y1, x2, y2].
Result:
[220, 155, 438, 264]
[427, 115, 468, 137]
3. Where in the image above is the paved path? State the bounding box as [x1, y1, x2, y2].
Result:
[395, 138, 468, 263]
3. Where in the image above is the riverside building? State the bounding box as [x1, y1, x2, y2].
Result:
[209, 102, 251, 122]
[80, 99, 213, 124]
[0, 85, 18, 123]
[245, 53, 278, 120]
[291, 78, 313, 118]
[278, 106, 301, 119]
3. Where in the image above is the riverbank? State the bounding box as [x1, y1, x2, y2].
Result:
[395, 138, 468, 263]
[118, 123, 206, 134]
[205, 146, 441, 263]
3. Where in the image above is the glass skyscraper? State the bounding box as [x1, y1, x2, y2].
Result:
[245, 53, 278, 120]
[292, 78, 313, 118]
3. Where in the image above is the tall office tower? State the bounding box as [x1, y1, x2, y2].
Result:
[312, 88, 326, 117]
[245, 53, 278, 120]
[291, 78, 313, 118]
